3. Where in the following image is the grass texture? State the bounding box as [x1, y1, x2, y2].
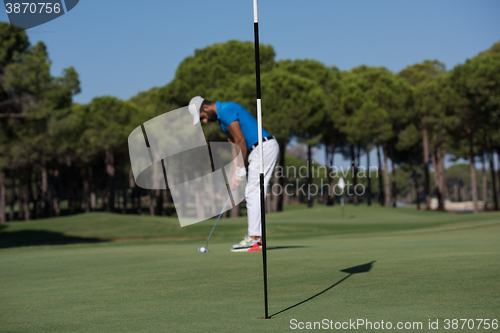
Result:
[1, 205, 499, 332]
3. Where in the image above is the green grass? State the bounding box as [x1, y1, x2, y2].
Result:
[1, 205, 499, 332]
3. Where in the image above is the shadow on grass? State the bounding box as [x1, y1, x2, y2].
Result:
[0, 230, 107, 248]
[270, 261, 376, 317]
[267, 246, 309, 250]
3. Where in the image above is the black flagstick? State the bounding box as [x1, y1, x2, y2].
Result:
[253, 0, 269, 319]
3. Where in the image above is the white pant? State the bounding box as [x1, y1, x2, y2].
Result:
[245, 139, 280, 236]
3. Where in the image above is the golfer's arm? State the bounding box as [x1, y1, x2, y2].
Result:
[227, 121, 247, 165]
[228, 138, 239, 173]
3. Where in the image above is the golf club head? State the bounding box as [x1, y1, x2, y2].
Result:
[197, 247, 208, 253]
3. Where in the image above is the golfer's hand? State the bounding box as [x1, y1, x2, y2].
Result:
[231, 166, 246, 188]
[232, 173, 242, 189]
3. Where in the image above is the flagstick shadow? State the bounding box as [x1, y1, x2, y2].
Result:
[267, 246, 309, 251]
[270, 261, 375, 317]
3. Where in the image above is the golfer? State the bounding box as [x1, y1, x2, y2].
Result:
[189, 96, 279, 252]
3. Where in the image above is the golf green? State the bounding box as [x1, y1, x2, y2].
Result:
[1, 205, 499, 332]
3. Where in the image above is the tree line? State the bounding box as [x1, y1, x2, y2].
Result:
[1, 22, 499, 221]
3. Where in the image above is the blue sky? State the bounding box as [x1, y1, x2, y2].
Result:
[1, 0, 500, 168]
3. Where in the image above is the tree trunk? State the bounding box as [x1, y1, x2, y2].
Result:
[412, 166, 420, 210]
[162, 189, 168, 216]
[377, 145, 384, 206]
[18, 181, 24, 221]
[105, 149, 115, 212]
[129, 167, 136, 211]
[22, 170, 30, 221]
[0, 170, 5, 223]
[460, 185, 465, 201]
[155, 189, 163, 216]
[481, 154, 487, 210]
[389, 146, 397, 207]
[50, 169, 61, 217]
[437, 144, 447, 205]
[83, 168, 91, 213]
[468, 133, 478, 213]
[497, 149, 500, 207]
[496, 171, 500, 205]
[270, 160, 280, 213]
[9, 171, 15, 221]
[31, 169, 40, 219]
[266, 178, 272, 213]
[136, 187, 142, 214]
[148, 190, 154, 216]
[307, 144, 313, 208]
[27, 168, 37, 219]
[431, 146, 444, 211]
[366, 145, 371, 206]
[357, 145, 361, 204]
[351, 144, 358, 205]
[382, 144, 391, 207]
[422, 119, 431, 210]
[102, 188, 108, 210]
[326, 142, 335, 206]
[66, 156, 75, 214]
[90, 192, 96, 210]
[41, 164, 49, 218]
[487, 146, 498, 210]
[75, 173, 82, 214]
[122, 170, 128, 214]
[277, 140, 287, 211]
[230, 204, 240, 217]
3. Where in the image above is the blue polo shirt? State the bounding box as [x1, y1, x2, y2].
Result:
[216, 101, 271, 150]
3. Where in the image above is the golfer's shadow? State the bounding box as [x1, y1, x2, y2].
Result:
[270, 261, 375, 317]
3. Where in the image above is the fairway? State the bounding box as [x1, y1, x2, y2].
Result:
[1, 206, 499, 333]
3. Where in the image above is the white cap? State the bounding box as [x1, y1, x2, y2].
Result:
[188, 96, 204, 125]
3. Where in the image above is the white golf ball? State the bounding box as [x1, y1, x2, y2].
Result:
[199, 247, 206, 252]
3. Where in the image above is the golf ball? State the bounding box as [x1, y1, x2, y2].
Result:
[199, 247, 206, 252]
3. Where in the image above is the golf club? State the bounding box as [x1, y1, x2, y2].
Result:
[197, 189, 234, 253]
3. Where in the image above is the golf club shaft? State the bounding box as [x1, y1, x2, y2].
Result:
[205, 190, 234, 249]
